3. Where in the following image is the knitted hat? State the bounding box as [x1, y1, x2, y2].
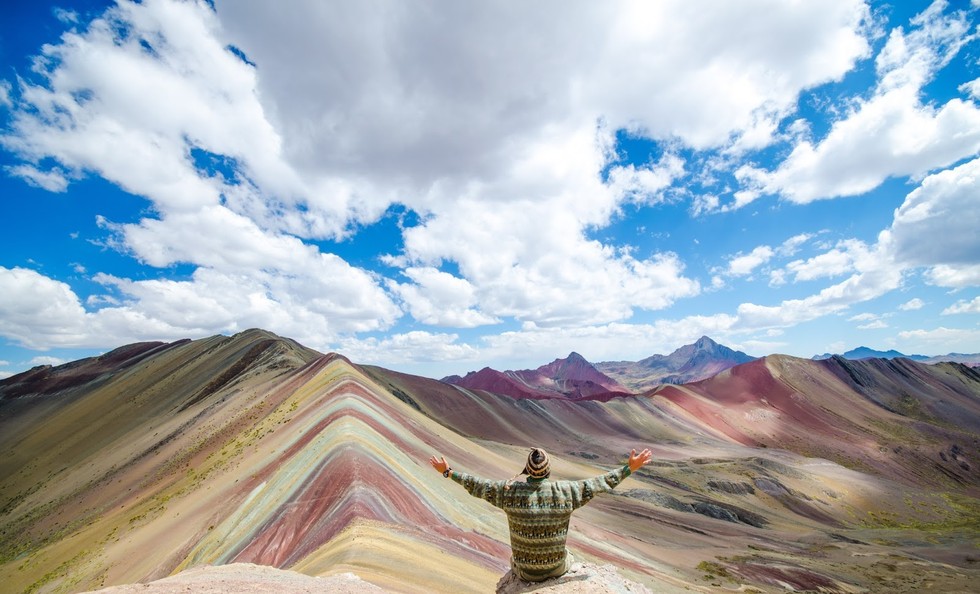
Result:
[524, 447, 550, 479]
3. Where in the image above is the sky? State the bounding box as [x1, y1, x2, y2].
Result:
[1, 0, 979, 380]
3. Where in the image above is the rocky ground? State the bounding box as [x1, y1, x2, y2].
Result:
[82, 563, 385, 594]
[82, 562, 652, 594]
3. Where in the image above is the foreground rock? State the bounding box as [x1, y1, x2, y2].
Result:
[495, 562, 652, 594]
[83, 562, 652, 594]
[82, 563, 385, 594]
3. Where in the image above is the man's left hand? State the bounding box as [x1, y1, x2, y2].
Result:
[429, 455, 450, 474]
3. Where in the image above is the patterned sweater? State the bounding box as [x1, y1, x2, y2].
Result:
[450, 465, 631, 581]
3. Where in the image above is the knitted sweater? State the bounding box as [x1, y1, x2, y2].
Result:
[450, 464, 631, 581]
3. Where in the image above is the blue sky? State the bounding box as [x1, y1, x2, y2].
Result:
[1, 0, 979, 379]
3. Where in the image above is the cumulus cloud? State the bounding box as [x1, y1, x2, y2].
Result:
[29, 355, 68, 366]
[735, 241, 901, 330]
[0, 267, 92, 349]
[338, 331, 479, 367]
[477, 315, 739, 367]
[6, 164, 70, 192]
[0, 0, 400, 350]
[899, 298, 926, 311]
[390, 267, 499, 328]
[0, 264, 398, 351]
[943, 296, 980, 314]
[777, 233, 814, 257]
[849, 313, 880, 322]
[897, 326, 980, 351]
[726, 246, 775, 277]
[8, 0, 969, 368]
[883, 156, 980, 287]
[740, 1, 980, 203]
[783, 239, 872, 282]
[208, 0, 869, 326]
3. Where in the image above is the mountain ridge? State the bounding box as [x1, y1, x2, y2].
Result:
[596, 335, 756, 391]
[811, 345, 980, 365]
[443, 351, 631, 399]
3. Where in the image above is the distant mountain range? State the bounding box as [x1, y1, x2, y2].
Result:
[444, 336, 755, 396]
[445, 337, 980, 399]
[813, 346, 980, 366]
[597, 336, 755, 390]
[442, 351, 631, 399]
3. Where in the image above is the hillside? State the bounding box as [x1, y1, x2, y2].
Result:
[1, 330, 979, 593]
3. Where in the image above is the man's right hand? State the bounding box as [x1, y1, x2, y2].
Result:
[628, 448, 653, 472]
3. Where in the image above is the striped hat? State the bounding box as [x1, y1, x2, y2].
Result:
[524, 447, 550, 479]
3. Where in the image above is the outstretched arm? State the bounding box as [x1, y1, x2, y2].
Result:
[568, 447, 653, 509]
[428, 453, 504, 508]
[628, 448, 653, 472]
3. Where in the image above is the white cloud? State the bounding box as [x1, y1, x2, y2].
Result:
[883, 157, 980, 287]
[741, 1, 980, 203]
[962, 77, 980, 100]
[53, 8, 79, 25]
[606, 154, 686, 206]
[943, 296, 980, 314]
[777, 233, 814, 257]
[6, 164, 69, 192]
[391, 267, 499, 328]
[857, 320, 889, 330]
[924, 265, 980, 288]
[735, 241, 902, 330]
[783, 239, 871, 282]
[768, 269, 787, 287]
[896, 326, 980, 352]
[0, 263, 398, 351]
[339, 331, 479, 367]
[899, 297, 926, 311]
[397, 195, 701, 327]
[477, 315, 739, 366]
[726, 246, 775, 277]
[29, 356, 67, 366]
[0, 1, 403, 351]
[0, 267, 92, 349]
[0, 372, 14, 380]
[11, 0, 966, 367]
[208, 0, 868, 326]
[849, 313, 880, 322]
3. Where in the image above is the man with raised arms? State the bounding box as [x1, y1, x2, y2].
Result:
[429, 447, 653, 582]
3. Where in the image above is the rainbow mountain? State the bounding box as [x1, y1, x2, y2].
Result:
[2, 329, 979, 592]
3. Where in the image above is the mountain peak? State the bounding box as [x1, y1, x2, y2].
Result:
[445, 351, 630, 399]
[596, 337, 756, 391]
[694, 335, 717, 348]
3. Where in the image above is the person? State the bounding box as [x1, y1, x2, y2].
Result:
[429, 446, 653, 582]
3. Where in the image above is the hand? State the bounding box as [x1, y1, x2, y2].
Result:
[628, 448, 653, 472]
[429, 455, 450, 474]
